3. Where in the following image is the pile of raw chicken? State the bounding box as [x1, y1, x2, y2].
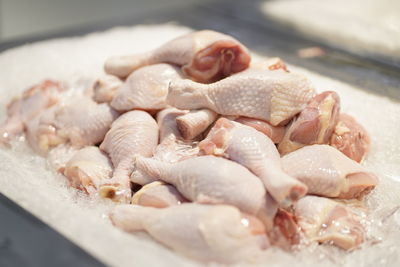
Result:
[0, 30, 378, 263]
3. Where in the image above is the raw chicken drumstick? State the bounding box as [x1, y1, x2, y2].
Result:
[235, 117, 285, 143]
[63, 146, 113, 195]
[111, 64, 182, 111]
[105, 30, 251, 83]
[167, 70, 315, 126]
[153, 108, 199, 163]
[282, 145, 378, 199]
[200, 118, 307, 206]
[0, 80, 64, 145]
[131, 155, 278, 230]
[131, 181, 186, 208]
[176, 108, 218, 140]
[92, 75, 122, 103]
[110, 203, 269, 263]
[33, 95, 119, 154]
[278, 91, 340, 155]
[157, 107, 188, 143]
[294, 196, 365, 250]
[330, 113, 370, 162]
[99, 110, 159, 202]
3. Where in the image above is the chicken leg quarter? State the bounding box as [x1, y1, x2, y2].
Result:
[166, 70, 315, 126]
[104, 30, 251, 83]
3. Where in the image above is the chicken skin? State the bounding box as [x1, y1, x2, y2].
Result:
[176, 109, 218, 140]
[282, 145, 378, 199]
[0, 80, 64, 145]
[278, 91, 340, 155]
[330, 113, 370, 162]
[33, 96, 118, 154]
[92, 75, 122, 103]
[110, 203, 268, 263]
[166, 70, 315, 126]
[99, 110, 159, 202]
[153, 108, 198, 163]
[234, 116, 285, 144]
[64, 146, 113, 195]
[104, 30, 251, 83]
[294, 196, 365, 250]
[131, 181, 186, 208]
[110, 64, 182, 111]
[199, 118, 307, 206]
[131, 155, 277, 230]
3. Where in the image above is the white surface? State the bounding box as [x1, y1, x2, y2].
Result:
[0, 24, 400, 266]
[262, 0, 400, 61]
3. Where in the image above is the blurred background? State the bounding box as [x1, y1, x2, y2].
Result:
[0, 0, 399, 96]
[0, 0, 207, 42]
[0, 0, 399, 64]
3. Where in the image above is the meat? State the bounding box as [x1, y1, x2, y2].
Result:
[131, 181, 186, 208]
[199, 118, 307, 206]
[153, 108, 198, 163]
[330, 113, 370, 162]
[176, 109, 218, 140]
[156, 107, 187, 143]
[104, 30, 251, 83]
[0, 80, 64, 145]
[64, 146, 113, 195]
[282, 145, 378, 199]
[234, 117, 285, 143]
[33, 96, 119, 154]
[110, 203, 268, 263]
[110, 64, 182, 111]
[166, 70, 315, 126]
[294, 196, 365, 250]
[99, 110, 159, 202]
[278, 91, 340, 155]
[131, 155, 278, 230]
[248, 57, 289, 72]
[92, 75, 122, 103]
[2, 28, 380, 261]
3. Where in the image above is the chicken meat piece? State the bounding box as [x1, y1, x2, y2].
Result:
[153, 108, 199, 163]
[92, 75, 122, 103]
[33, 96, 119, 154]
[166, 70, 315, 126]
[99, 110, 159, 202]
[110, 203, 268, 263]
[282, 145, 378, 199]
[294, 196, 365, 250]
[46, 144, 79, 173]
[199, 118, 307, 206]
[278, 91, 340, 155]
[269, 208, 300, 250]
[157, 107, 187, 143]
[235, 117, 285, 143]
[131, 155, 277, 230]
[330, 113, 370, 162]
[64, 146, 113, 195]
[176, 109, 218, 140]
[0, 80, 64, 145]
[131, 181, 186, 208]
[110, 64, 182, 111]
[104, 30, 251, 83]
[248, 57, 289, 72]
